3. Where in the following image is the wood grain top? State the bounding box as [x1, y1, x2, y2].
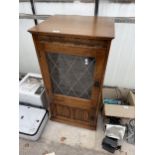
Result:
[28, 15, 114, 39]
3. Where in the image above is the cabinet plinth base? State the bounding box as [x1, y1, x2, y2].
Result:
[50, 116, 97, 130]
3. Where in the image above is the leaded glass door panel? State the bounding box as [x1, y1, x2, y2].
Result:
[40, 42, 105, 104]
[46, 53, 95, 99]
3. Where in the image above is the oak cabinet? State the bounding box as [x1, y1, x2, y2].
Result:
[29, 15, 114, 130]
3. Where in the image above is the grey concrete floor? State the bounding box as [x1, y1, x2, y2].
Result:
[19, 114, 134, 155]
[20, 138, 110, 155]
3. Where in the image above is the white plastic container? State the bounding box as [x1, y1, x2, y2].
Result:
[19, 73, 47, 107]
[19, 73, 48, 141]
[19, 104, 48, 141]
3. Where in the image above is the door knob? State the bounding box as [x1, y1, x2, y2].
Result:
[94, 81, 100, 87]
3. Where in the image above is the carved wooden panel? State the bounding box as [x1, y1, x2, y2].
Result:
[51, 103, 96, 128]
[38, 35, 108, 49]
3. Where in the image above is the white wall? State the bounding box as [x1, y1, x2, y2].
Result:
[19, 19, 40, 74]
[105, 23, 135, 88]
[99, 0, 135, 88]
[19, 1, 135, 89]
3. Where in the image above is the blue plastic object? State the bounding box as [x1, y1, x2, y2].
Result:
[103, 98, 121, 105]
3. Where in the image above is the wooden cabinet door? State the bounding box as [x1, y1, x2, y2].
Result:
[35, 39, 107, 129]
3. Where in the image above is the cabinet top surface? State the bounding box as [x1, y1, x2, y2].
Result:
[28, 15, 114, 39]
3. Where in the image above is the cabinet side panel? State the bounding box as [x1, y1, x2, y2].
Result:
[93, 40, 112, 125]
[31, 34, 52, 116]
